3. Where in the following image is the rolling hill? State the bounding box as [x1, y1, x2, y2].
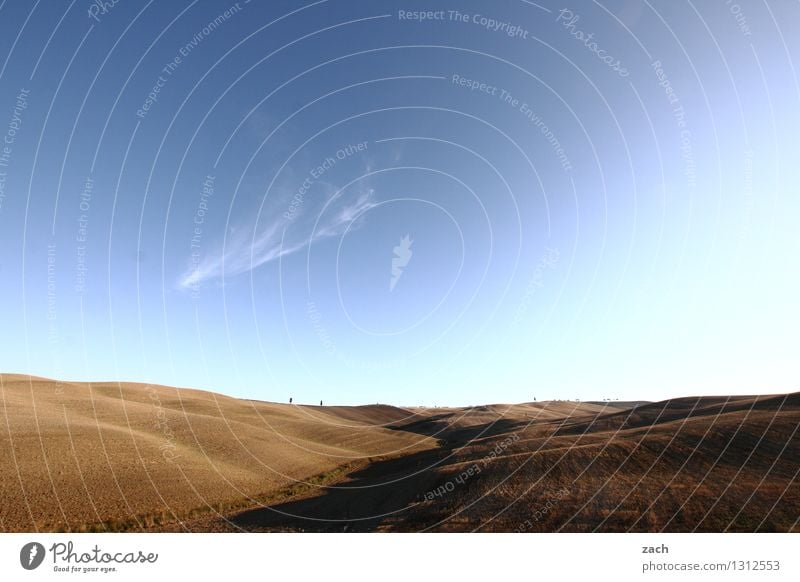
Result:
[1, 374, 797, 532]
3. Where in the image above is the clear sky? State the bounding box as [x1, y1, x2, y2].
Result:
[0, 1, 797, 405]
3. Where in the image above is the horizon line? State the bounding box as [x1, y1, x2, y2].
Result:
[2, 371, 797, 409]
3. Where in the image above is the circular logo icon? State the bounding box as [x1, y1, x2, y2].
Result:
[20, 542, 45, 570]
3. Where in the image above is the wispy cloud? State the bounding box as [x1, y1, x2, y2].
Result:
[179, 185, 377, 290]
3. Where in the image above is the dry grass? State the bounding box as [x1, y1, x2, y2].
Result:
[0, 374, 435, 532]
[2, 373, 797, 532]
[383, 394, 800, 532]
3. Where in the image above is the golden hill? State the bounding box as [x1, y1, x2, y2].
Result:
[2, 374, 797, 533]
[0, 374, 434, 531]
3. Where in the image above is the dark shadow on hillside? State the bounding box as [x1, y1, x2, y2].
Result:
[387, 414, 527, 445]
[228, 419, 527, 532]
[556, 392, 800, 436]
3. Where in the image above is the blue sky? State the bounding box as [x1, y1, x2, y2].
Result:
[0, 0, 797, 405]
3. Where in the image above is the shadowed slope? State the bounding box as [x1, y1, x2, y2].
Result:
[186, 393, 800, 532]
[3, 374, 797, 533]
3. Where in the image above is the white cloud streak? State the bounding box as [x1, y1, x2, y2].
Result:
[179, 186, 377, 290]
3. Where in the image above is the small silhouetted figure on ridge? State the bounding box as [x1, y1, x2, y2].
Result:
[320, 400, 323, 406]
[289, 397, 292, 404]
